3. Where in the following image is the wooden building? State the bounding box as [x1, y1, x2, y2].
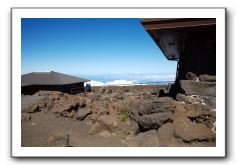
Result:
[141, 18, 216, 95]
[141, 18, 216, 80]
[21, 71, 89, 95]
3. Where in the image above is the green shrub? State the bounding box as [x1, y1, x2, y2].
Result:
[120, 112, 129, 122]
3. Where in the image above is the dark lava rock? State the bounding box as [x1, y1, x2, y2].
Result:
[137, 97, 176, 115]
[130, 111, 173, 130]
[180, 80, 216, 96]
[75, 108, 92, 120]
[128, 98, 176, 130]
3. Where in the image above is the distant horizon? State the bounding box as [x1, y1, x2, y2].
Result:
[21, 71, 176, 86]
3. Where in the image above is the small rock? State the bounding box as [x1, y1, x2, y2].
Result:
[106, 88, 113, 94]
[199, 96, 216, 109]
[21, 113, 31, 122]
[26, 104, 40, 113]
[185, 103, 212, 111]
[199, 74, 216, 82]
[96, 107, 109, 116]
[186, 72, 198, 81]
[44, 133, 69, 147]
[99, 87, 106, 94]
[60, 110, 76, 118]
[99, 130, 112, 137]
[75, 108, 92, 120]
[176, 93, 202, 104]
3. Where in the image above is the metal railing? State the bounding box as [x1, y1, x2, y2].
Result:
[138, 81, 174, 86]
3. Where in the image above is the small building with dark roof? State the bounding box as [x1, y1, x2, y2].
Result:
[21, 71, 89, 95]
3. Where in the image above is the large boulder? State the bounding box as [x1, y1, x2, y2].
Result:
[119, 119, 140, 136]
[158, 123, 183, 147]
[97, 115, 119, 132]
[138, 98, 177, 115]
[138, 113, 173, 130]
[124, 130, 159, 147]
[128, 98, 175, 130]
[199, 74, 216, 82]
[173, 118, 215, 142]
[180, 80, 216, 96]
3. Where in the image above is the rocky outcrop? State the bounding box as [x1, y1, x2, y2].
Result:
[22, 83, 216, 147]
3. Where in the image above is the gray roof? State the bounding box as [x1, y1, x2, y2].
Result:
[22, 71, 89, 86]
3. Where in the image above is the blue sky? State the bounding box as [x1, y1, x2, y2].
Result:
[21, 18, 177, 76]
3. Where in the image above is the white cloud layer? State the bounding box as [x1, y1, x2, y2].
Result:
[83, 73, 176, 86]
[88, 80, 135, 86]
